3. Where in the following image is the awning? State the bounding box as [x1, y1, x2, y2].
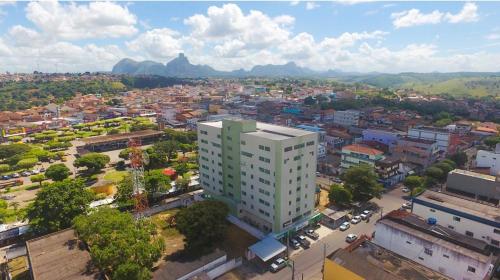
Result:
[248, 237, 286, 262]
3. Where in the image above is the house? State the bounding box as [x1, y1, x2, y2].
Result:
[476, 143, 500, 176]
[374, 210, 496, 280]
[362, 128, 404, 149]
[375, 158, 403, 188]
[408, 126, 451, 155]
[392, 136, 439, 169]
[412, 190, 500, 249]
[340, 144, 384, 170]
[333, 110, 361, 127]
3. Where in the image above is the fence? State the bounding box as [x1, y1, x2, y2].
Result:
[206, 257, 243, 279]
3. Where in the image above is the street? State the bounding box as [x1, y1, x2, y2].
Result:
[248, 186, 406, 280]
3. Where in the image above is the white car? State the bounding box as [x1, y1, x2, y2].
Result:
[360, 213, 369, 220]
[270, 258, 287, 272]
[402, 187, 410, 193]
[402, 202, 412, 209]
[346, 233, 358, 243]
[339, 222, 350, 231]
[351, 216, 361, 224]
[362, 210, 372, 217]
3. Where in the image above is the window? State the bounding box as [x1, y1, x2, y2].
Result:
[429, 209, 436, 212]
[448, 225, 455, 230]
[453, 216, 461, 222]
[467, 266, 476, 273]
[241, 171, 246, 176]
[465, 231, 474, 237]
[306, 141, 315, 146]
[200, 130, 208, 135]
[259, 178, 270, 185]
[406, 241, 412, 245]
[226, 136, 232, 141]
[293, 155, 301, 161]
[259, 167, 270, 174]
[241, 140, 246, 145]
[259, 199, 270, 206]
[294, 143, 305, 150]
[259, 156, 270, 163]
[201, 148, 208, 153]
[211, 142, 221, 148]
[284, 146, 292, 152]
[443, 254, 449, 258]
[201, 139, 208, 144]
[424, 248, 433, 256]
[494, 229, 500, 234]
[418, 257, 424, 261]
[241, 151, 253, 158]
[258, 188, 270, 196]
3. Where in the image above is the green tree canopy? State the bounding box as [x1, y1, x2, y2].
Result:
[448, 152, 468, 167]
[342, 164, 383, 202]
[425, 166, 445, 182]
[45, 163, 70, 181]
[73, 207, 164, 280]
[145, 170, 171, 200]
[0, 164, 10, 173]
[30, 174, 46, 186]
[403, 175, 424, 195]
[27, 179, 94, 235]
[74, 153, 110, 173]
[114, 173, 134, 208]
[484, 136, 500, 148]
[0, 143, 31, 159]
[16, 157, 38, 170]
[328, 184, 352, 207]
[176, 200, 229, 251]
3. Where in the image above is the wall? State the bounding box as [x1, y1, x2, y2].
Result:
[178, 255, 227, 280]
[206, 257, 243, 279]
[412, 202, 500, 248]
[476, 150, 500, 176]
[374, 222, 494, 280]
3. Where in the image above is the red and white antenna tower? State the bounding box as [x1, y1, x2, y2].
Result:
[128, 138, 148, 217]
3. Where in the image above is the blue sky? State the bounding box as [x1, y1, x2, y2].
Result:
[0, 1, 499, 73]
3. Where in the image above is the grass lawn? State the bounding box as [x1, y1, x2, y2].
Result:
[150, 209, 185, 256]
[103, 170, 128, 183]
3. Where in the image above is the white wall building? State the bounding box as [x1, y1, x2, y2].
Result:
[408, 126, 450, 154]
[412, 190, 500, 249]
[333, 110, 360, 127]
[374, 211, 496, 280]
[476, 144, 500, 176]
[198, 119, 318, 234]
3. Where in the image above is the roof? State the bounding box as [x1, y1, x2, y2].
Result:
[326, 242, 450, 280]
[342, 144, 383, 156]
[448, 169, 496, 181]
[26, 229, 100, 280]
[399, 136, 436, 145]
[414, 190, 500, 224]
[381, 210, 492, 260]
[81, 129, 163, 145]
[153, 249, 226, 280]
[248, 236, 286, 262]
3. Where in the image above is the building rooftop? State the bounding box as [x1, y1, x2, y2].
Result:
[410, 126, 450, 133]
[415, 190, 500, 223]
[399, 136, 436, 145]
[342, 144, 384, 156]
[81, 129, 163, 145]
[201, 120, 316, 140]
[381, 210, 492, 261]
[326, 241, 450, 280]
[448, 169, 497, 182]
[26, 229, 100, 280]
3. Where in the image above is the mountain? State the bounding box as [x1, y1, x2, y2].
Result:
[111, 53, 327, 78]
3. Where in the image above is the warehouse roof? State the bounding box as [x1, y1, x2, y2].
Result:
[81, 130, 163, 145]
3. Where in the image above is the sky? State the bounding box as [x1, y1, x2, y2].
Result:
[0, 1, 499, 73]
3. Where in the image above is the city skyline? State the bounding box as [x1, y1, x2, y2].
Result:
[0, 1, 500, 73]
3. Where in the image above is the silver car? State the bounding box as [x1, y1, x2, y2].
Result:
[270, 258, 287, 272]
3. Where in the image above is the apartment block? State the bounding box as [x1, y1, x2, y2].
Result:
[408, 126, 451, 155]
[392, 136, 439, 169]
[333, 110, 360, 127]
[197, 119, 318, 234]
[340, 144, 384, 170]
[412, 190, 500, 249]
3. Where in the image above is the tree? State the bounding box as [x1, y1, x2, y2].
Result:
[304, 96, 316, 105]
[74, 153, 110, 173]
[448, 152, 468, 167]
[118, 148, 132, 160]
[342, 164, 383, 202]
[30, 174, 46, 186]
[175, 174, 190, 192]
[114, 174, 134, 208]
[484, 136, 500, 148]
[328, 184, 352, 207]
[145, 169, 171, 200]
[174, 162, 189, 176]
[176, 200, 229, 251]
[45, 164, 70, 181]
[404, 176, 424, 196]
[73, 207, 164, 280]
[179, 143, 192, 156]
[0, 164, 10, 173]
[425, 166, 445, 183]
[27, 179, 94, 235]
[108, 128, 120, 135]
[434, 162, 454, 176]
[0, 143, 31, 160]
[154, 140, 178, 163]
[16, 157, 38, 170]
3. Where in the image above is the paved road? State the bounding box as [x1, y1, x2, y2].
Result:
[249, 186, 406, 280]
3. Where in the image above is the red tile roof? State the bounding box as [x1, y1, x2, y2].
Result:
[343, 144, 384, 156]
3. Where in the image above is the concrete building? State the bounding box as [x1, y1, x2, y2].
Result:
[375, 158, 403, 188]
[197, 119, 318, 234]
[333, 110, 360, 127]
[340, 144, 384, 170]
[476, 144, 500, 176]
[362, 128, 404, 149]
[445, 169, 500, 205]
[412, 190, 500, 249]
[408, 126, 451, 155]
[374, 210, 496, 280]
[392, 136, 439, 169]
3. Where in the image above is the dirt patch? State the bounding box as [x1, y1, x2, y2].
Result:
[150, 209, 185, 257]
[318, 189, 330, 211]
[217, 224, 258, 259]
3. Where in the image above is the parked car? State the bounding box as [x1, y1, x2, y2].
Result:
[402, 202, 412, 209]
[270, 258, 287, 272]
[305, 229, 319, 240]
[360, 213, 369, 220]
[351, 216, 362, 224]
[11, 173, 20, 178]
[1, 175, 12, 180]
[346, 233, 358, 243]
[297, 235, 310, 249]
[362, 210, 372, 217]
[31, 169, 40, 174]
[402, 187, 410, 193]
[39, 167, 46, 172]
[21, 171, 31, 177]
[333, 177, 343, 183]
[339, 222, 350, 231]
[290, 239, 300, 250]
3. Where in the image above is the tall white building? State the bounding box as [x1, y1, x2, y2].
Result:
[197, 119, 318, 234]
[333, 110, 360, 127]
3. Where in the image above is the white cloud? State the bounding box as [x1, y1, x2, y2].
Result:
[391, 3, 479, 28]
[445, 2, 479, 23]
[336, 0, 375, 5]
[126, 28, 183, 60]
[25, 0, 138, 40]
[486, 33, 500, 40]
[290, 1, 300, 6]
[391, 9, 443, 29]
[306, 2, 320, 10]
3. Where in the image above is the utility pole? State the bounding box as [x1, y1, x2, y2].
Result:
[291, 260, 295, 280]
